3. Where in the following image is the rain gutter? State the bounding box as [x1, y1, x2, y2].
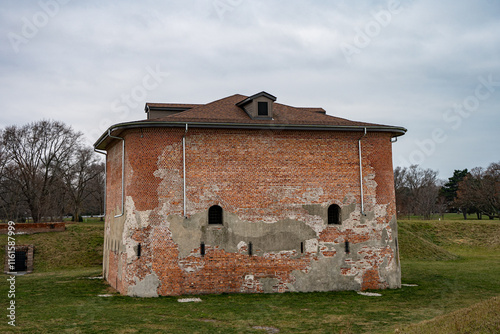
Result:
[93, 121, 406, 150]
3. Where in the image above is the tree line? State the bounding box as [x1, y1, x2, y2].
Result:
[395, 163, 500, 220]
[0, 120, 104, 223]
[1, 119, 497, 223]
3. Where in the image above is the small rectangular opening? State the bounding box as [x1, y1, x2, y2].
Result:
[14, 251, 27, 272]
[248, 242, 253, 256]
[300, 242, 304, 254]
[257, 102, 268, 116]
[345, 241, 350, 254]
[200, 243, 205, 256]
[137, 243, 141, 258]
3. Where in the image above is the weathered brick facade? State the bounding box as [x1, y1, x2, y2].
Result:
[95, 92, 405, 297]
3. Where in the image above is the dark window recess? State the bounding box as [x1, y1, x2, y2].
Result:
[300, 242, 304, 254]
[248, 242, 253, 256]
[14, 251, 27, 272]
[208, 205, 223, 224]
[200, 243, 205, 256]
[137, 243, 141, 258]
[257, 102, 268, 116]
[328, 204, 341, 225]
[345, 241, 350, 254]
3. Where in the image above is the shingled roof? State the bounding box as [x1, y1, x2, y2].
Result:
[94, 92, 406, 150]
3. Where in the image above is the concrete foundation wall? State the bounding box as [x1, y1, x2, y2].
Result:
[103, 128, 400, 296]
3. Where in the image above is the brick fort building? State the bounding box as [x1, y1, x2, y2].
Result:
[94, 91, 406, 297]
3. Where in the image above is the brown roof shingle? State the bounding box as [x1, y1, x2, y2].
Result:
[145, 94, 387, 127]
[95, 93, 406, 149]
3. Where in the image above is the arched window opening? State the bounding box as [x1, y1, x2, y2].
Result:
[208, 205, 223, 225]
[328, 204, 341, 225]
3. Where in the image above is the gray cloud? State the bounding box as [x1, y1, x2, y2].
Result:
[1, 0, 499, 178]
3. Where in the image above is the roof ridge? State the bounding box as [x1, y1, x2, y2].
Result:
[138, 93, 403, 131]
[157, 94, 248, 120]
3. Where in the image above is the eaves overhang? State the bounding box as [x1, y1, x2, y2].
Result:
[93, 120, 407, 150]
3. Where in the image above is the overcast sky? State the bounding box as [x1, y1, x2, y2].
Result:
[1, 0, 499, 179]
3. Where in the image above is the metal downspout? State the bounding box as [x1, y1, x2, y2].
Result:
[108, 130, 125, 218]
[359, 128, 367, 216]
[183, 124, 189, 218]
[93, 148, 108, 279]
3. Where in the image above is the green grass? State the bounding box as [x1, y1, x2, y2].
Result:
[0, 222, 103, 272]
[398, 212, 499, 222]
[0, 219, 499, 333]
[396, 296, 500, 333]
[397, 226, 458, 261]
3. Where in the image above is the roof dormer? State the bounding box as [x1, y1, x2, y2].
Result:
[236, 91, 276, 120]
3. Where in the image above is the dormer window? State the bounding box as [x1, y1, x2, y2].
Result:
[236, 91, 276, 120]
[258, 102, 269, 116]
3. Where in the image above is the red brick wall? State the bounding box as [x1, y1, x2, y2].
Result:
[0, 222, 65, 234]
[104, 127, 399, 295]
[106, 140, 124, 217]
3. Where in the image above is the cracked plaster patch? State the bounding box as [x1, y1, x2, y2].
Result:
[237, 241, 247, 253]
[127, 273, 160, 297]
[301, 187, 324, 202]
[122, 196, 152, 263]
[305, 238, 319, 254]
[154, 166, 182, 215]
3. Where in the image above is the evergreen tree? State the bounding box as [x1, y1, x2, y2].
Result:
[440, 169, 468, 213]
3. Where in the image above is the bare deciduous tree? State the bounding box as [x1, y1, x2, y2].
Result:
[394, 166, 410, 216]
[64, 147, 103, 222]
[456, 162, 500, 219]
[83, 162, 105, 219]
[1, 120, 82, 223]
[394, 165, 439, 219]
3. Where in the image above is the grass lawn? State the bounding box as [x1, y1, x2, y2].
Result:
[0, 219, 499, 333]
